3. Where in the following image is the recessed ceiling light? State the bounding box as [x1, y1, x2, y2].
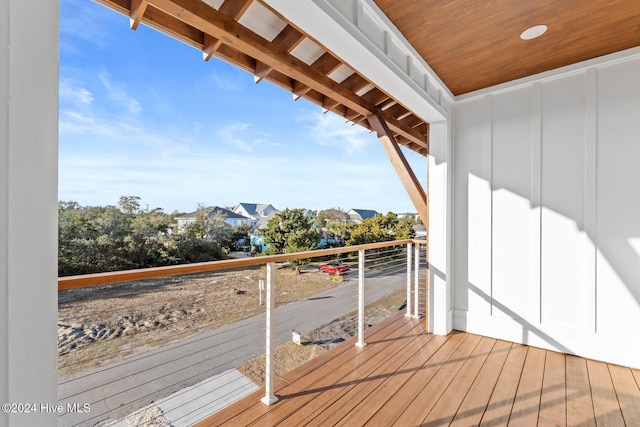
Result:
[520, 25, 547, 40]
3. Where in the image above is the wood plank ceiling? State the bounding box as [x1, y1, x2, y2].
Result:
[374, 0, 640, 95]
[96, 0, 430, 155]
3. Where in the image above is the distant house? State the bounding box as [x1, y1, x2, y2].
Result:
[347, 208, 379, 224]
[397, 212, 421, 223]
[232, 203, 279, 229]
[175, 206, 253, 231]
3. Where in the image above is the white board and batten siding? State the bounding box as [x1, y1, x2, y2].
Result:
[453, 52, 640, 369]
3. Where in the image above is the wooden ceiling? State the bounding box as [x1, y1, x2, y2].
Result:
[97, 0, 430, 155]
[374, 0, 640, 95]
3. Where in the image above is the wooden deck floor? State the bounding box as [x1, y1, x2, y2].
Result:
[195, 313, 640, 426]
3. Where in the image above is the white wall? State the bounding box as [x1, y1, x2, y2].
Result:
[1, 0, 59, 425]
[428, 120, 453, 335]
[453, 52, 640, 368]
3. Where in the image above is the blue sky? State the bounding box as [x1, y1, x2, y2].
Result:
[58, 0, 427, 214]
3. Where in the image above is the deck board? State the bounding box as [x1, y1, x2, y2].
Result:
[194, 315, 640, 426]
[566, 355, 596, 426]
[608, 364, 640, 425]
[509, 346, 546, 426]
[538, 350, 566, 426]
[480, 344, 528, 427]
[450, 339, 512, 427]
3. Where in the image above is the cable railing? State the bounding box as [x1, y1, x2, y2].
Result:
[57, 239, 427, 426]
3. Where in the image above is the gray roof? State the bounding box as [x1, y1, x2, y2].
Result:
[176, 206, 250, 221]
[348, 209, 379, 221]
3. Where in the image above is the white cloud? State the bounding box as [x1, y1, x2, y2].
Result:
[99, 73, 142, 115]
[206, 71, 243, 92]
[59, 0, 115, 50]
[59, 79, 94, 107]
[215, 122, 269, 152]
[298, 110, 372, 153]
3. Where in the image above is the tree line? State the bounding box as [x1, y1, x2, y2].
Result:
[58, 197, 417, 276]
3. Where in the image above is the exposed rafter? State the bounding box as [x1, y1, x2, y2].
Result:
[97, 0, 430, 154]
[129, 0, 149, 30]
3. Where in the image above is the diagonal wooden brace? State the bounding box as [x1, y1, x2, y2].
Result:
[367, 113, 429, 224]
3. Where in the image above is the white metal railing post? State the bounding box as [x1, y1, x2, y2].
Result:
[414, 243, 420, 318]
[356, 249, 367, 348]
[406, 242, 413, 317]
[261, 263, 278, 405]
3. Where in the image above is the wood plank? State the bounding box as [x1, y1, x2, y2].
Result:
[376, 0, 640, 94]
[315, 336, 433, 425]
[509, 346, 546, 426]
[196, 313, 411, 427]
[422, 337, 498, 426]
[311, 52, 342, 76]
[538, 350, 566, 427]
[363, 331, 470, 426]
[335, 334, 450, 426]
[392, 334, 484, 425]
[361, 87, 390, 106]
[587, 359, 625, 426]
[608, 364, 640, 425]
[479, 344, 528, 427]
[277, 320, 431, 426]
[243, 317, 421, 426]
[272, 24, 304, 52]
[218, 0, 252, 20]
[450, 339, 513, 427]
[566, 355, 596, 426]
[340, 72, 370, 94]
[197, 326, 639, 427]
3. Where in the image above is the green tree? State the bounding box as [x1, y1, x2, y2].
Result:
[261, 208, 321, 271]
[346, 212, 415, 245]
[118, 195, 142, 214]
[315, 208, 349, 227]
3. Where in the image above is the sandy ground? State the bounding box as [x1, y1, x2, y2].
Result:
[237, 288, 407, 386]
[58, 263, 343, 377]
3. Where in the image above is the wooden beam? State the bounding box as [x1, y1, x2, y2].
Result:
[143, 0, 429, 149]
[292, 80, 310, 100]
[272, 24, 305, 52]
[254, 60, 272, 83]
[218, 0, 253, 20]
[202, 33, 222, 61]
[367, 114, 429, 223]
[311, 52, 342, 76]
[130, 0, 149, 30]
[322, 96, 340, 113]
[98, 0, 430, 152]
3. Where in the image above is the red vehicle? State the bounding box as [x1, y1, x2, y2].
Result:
[318, 261, 350, 275]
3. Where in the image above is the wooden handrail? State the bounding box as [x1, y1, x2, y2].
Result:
[58, 239, 428, 290]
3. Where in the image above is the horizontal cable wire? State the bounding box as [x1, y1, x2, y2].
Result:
[58, 244, 424, 426]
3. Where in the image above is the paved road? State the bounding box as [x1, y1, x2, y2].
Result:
[58, 265, 407, 426]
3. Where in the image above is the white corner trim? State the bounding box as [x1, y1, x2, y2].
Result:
[263, 0, 451, 123]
